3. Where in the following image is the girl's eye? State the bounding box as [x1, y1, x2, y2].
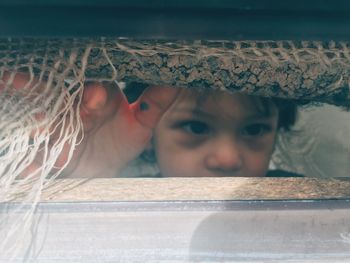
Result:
[181, 121, 210, 135]
[241, 124, 272, 137]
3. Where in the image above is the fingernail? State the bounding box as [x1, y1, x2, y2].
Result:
[86, 95, 106, 110]
[140, 102, 149, 111]
[84, 83, 108, 111]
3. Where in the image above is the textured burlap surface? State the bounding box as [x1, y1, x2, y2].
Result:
[1, 38, 349, 106]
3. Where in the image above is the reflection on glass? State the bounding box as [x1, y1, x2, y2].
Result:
[273, 103, 350, 178]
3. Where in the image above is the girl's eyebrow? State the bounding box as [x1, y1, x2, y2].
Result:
[172, 106, 277, 121]
[173, 107, 216, 119]
[243, 113, 277, 121]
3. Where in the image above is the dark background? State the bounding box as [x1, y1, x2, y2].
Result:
[1, 0, 350, 40]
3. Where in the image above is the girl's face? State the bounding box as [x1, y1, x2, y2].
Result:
[153, 89, 279, 177]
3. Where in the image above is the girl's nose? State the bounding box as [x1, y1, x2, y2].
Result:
[204, 136, 243, 174]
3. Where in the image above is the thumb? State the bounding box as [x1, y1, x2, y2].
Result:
[132, 86, 179, 129]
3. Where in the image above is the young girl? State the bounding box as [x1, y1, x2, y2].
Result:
[122, 84, 298, 178]
[142, 88, 297, 177]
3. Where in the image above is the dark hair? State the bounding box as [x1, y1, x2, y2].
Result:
[272, 98, 298, 131]
[256, 97, 298, 131]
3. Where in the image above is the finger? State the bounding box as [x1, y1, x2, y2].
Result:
[80, 82, 108, 123]
[27, 83, 99, 174]
[0, 71, 39, 91]
[132, 86, 180, 128]
[83, 82, 108, 111]
[51, 81, 130, 175]
[41, 82, 105, 169]
[80, 82, 128, 132]
[40, 82, 108, 145]
[4, 71, 52, 140]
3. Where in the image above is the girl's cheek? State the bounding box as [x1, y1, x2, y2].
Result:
[169, 132, 207, 149]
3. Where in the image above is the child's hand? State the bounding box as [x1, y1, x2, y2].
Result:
[1, 72, 179, 178]
[63, 82, 179, 178]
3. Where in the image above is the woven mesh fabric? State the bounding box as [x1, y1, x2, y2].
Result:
[1, 38, 350, 101]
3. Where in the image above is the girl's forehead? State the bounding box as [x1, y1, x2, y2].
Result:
[172, 89, 276, 118]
